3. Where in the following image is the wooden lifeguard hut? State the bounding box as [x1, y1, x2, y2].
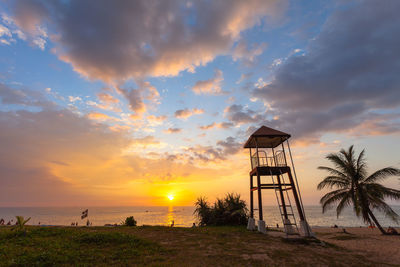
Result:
[244, 126, 312, 237]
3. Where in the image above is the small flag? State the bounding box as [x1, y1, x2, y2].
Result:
[81, 209, 88, 219]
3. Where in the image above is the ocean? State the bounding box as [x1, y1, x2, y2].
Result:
[1, 205, 400, 228]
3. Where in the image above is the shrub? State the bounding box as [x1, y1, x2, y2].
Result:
[12, 216, 31, 233]
[124, 216, 137, 226]
[194, 193, 248, 226]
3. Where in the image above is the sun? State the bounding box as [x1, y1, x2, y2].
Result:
[167, 194, 174, 201]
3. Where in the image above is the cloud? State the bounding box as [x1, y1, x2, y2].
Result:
[185, 136, 242, 163]
[91, 92, 121, 112]
[147, 115, 167, 122]
[0, 23, 13, 45]
[199, 122, 234, 130]
[163, 127, 182, 134]
[224, 104, 262, 125]
[236, 72, 253, 84]
[131, 135, 160, 147]
[0, 106, 131, 205]
[174, 108, 204, 120]
[87, 112, 112, 121]
[97, 93, 119, 104]
[0, 85, 243, 205]
[68, 96, 81, 102]
[192, 69, 225, 95]
[0, 83, 54, 108]
[140, 81, 160, 104]
[146, 115, 167, 126]
[3, 2, 48, 49]
[6, 0, 286, 82]
[117, 86, 146, 118]
[232, 40, 267, 66]
[216, 136, 242, 155]
[250, 0, 400, 143]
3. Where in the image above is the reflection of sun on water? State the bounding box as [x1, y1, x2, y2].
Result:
[167, 205, 175, 226]
[166, 194, 175, 226]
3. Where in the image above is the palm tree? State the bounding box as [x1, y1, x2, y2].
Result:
[317, 145, 400, 234]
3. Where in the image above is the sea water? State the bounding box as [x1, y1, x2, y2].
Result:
[1, 205, 399, 227]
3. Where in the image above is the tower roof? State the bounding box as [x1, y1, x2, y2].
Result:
[243, 125, 290, 148]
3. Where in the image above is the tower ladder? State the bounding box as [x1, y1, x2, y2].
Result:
[270, 169, 299, 236]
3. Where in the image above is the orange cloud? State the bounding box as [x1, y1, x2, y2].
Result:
[97, 92, 119, 103]
[163, 127, 182, 134]
[192, 69, 224, 95]
[174, 108, 204, 120]
[87, 112, 111, 120]
[147, 115, 167, 122]
[199, 122, 234, 130]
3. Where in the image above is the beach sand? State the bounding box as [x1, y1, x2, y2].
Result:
[313, 227, 400, 265]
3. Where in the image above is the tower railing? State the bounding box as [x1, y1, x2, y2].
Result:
[251, 150, 287, 168]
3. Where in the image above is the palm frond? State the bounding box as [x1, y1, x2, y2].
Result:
[317, 176, 349, 190]
[325, 153, 350, 175]
[335, 191, 352, 218]
[317, 166, 348, 179]
[320, 189, 348, 213]
[363, 167, 400, 183]
[356, 149, 368, 178]
[365, 183, 400, 200]
[343, 146, 360, 179]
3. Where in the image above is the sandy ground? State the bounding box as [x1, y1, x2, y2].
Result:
[312, 227, 400, 265]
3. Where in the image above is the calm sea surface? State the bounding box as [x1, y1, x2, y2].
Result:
[1, 206, 399, 227]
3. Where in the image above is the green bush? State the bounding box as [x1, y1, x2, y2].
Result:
[124, 216, 137, 226]
[12, 216, 31, 233]
[194, 193, 248, 226]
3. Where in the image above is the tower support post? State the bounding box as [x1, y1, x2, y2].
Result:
[250, 174, 254, 218]
[256, 172, 263, 221]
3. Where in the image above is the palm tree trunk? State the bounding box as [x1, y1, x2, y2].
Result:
[367, 209, 387, 235]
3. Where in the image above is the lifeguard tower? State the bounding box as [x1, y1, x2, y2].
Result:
[244, 126, 312, 237]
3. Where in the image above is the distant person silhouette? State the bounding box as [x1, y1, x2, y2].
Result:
[171, 220, 174, 227]
[387, 226, 398, 235]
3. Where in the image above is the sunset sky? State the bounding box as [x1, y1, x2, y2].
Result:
[0, 0, 399, 207]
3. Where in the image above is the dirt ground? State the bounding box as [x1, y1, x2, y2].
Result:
[312, 227, 400, 265]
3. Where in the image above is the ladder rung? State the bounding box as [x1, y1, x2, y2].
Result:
[281, 188, 292, 191]
[284, 223, 297, 226]
[279, 205, 292, 207]
[280, 215, 296, 218]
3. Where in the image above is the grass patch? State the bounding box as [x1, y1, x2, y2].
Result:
[0, 227, 168, 266]
[0, 226, 382, 266]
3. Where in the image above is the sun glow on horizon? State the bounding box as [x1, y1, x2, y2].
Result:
[167, 194, 174, 201]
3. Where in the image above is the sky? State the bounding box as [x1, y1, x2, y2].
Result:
[0, 0, 399, 207]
